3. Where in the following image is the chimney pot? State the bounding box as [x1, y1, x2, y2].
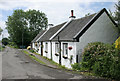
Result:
[47, 24, 54, 30]
[71, 10, 74, 16]
[69, 10, 76, 19]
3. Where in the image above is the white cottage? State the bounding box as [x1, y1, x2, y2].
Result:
[32, 8, 119, 68]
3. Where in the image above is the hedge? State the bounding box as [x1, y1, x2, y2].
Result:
[72, 42, 120, 80]
[115, 36, 120, 49]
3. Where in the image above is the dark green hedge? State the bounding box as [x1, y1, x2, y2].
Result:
[72, 42, 120, 80]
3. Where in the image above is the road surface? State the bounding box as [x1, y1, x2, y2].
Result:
[2, 46, 86, 79]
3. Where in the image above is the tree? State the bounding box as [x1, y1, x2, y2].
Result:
[26, 10, 48, 40]
[6, 9, 28, 47]
[85, 13, 90, 17]
[0, 27, 3, 35]
[6, 9, 48, 47]
[2, 38, 10, 46]
[112, 1, 120, 33]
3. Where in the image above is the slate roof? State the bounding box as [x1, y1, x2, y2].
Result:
[38, 22, 66, 42]
[31, 30, 45, 43]
[52, 14, 95, 41]
[51, 8, 117, 42]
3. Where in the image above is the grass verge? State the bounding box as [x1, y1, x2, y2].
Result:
[7, 45, 19, 49]
[0, 45, 5, 51]
[28, 50, 70, 70]
[23, 50, 46, 65]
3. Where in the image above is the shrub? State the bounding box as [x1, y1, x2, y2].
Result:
[2, 38, 10, 46]
[30, 49, 35, 53]
[115, 36, 120, 49]
[72, 42, 120, 80]
[71, 63, 81, 70]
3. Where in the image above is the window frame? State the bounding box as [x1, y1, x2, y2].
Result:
[63, 43, 68, 57]
[55, 43, 59, 54]
[45, 42, 48, 52]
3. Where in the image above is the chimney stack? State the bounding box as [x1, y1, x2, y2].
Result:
[69, 10, 76, 19]
[71, 10, 73, 16]
[47, 24, 54, 30]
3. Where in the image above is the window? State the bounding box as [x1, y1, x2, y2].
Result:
[63, 43, 68, 57]
[45, 42, 48, 52]
[55, 43, 59, 53]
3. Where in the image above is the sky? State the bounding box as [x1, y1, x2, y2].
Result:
[0, 0, 118, 40]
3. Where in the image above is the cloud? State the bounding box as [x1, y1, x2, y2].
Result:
[0, 14, 2, 19]
[0, 0, 117, 40]
[0, 20, 8, 40]
[24, 2, 95, 25]
[0, 0, 118, 10]
[0, 21, 5, 29]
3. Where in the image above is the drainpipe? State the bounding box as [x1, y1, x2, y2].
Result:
[50, 41, 52, 60]
[58, 36, 61, 65]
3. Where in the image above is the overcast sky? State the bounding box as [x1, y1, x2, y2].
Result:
[0, 0, 118, 40]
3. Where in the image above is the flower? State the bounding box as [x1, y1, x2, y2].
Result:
[68, 46, 72, 50]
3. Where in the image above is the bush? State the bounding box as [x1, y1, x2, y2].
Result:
[30, 49, 35, 53]
[72, 42, 120, 80]
[115, 36, 120, 49]
[71, 63, 81, 70]
[2, 38, 10, 46]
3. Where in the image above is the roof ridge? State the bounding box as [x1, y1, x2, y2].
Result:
[51, 22, 67, 28]
[74, 13, 96, 21]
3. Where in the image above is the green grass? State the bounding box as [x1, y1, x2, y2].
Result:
[7, 45, 19, 49]
[0, 45, 5, 51]
[30, 56, 46, 65]
[23, 50, 29, 54]
[23, 50, 46, 65]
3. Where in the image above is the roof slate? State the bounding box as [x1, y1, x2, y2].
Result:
[38, 22, 66, 42]
[31, 30, 45, 43]
[52, 14, 95, 41]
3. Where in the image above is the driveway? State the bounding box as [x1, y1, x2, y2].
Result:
[2, 46, 85, 79]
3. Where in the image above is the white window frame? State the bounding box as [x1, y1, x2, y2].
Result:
[63, 43, 68, 57]
[55, 43, 59, 53]
[45, 42, 48, 52]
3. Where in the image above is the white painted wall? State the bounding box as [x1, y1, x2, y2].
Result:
[43, 42, 51, 59]
[52, 42, 59, 64]
[38, 42, 41, 55]
[61, 42, 76, 68]
[76, 12, 119, 62]
[32, 42, 40, 53]
[32, 43, 35, 49]
[51, 42, 76, 68]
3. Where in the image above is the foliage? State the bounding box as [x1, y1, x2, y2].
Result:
[71, 63, 81, 70]
[0, 27, 3, 35]
[114, 2, 120, 32]
[2, 38, 10, 46]
[6, 9, 48, 47]
[0, 45, 5, 51]
[115, 36, 120, 49]
[29, 49, 35, 53]
[85, 13, 90, 17]
[110, 1, 120, 34]
[72, 42, 120, 80]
